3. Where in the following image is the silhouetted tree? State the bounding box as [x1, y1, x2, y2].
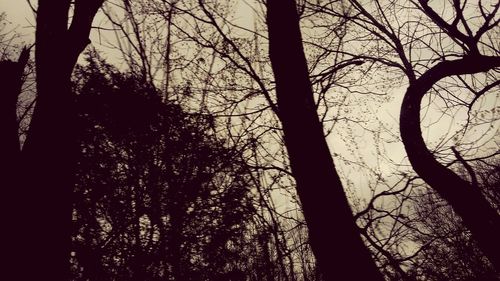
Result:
[315, 0, 500, 271]
[2, 1, 105, 279]
[70, 52, 259, 280]
[266, 0, 384, 279]
[399, 45, 500, 271]
[0, 46, 28, 174]
[0, 44, 30, 281]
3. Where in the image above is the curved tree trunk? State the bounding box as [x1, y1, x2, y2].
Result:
[266, 1, 384, 280]
[400, 55, 500, 270]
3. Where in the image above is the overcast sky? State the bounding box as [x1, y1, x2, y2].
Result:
[1, 1, 497, 201]
[1, 1, 34, 30]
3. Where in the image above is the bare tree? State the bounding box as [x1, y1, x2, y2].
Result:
[266, 0, 384, 279]
[398, 1, 500, 269]
[312, 0, 500, 270]
[3, 1, 105, 279]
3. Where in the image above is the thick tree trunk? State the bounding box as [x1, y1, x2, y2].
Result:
[400, 55, 500, 270]
[5, 1, 104, 279]
[1, 47, 30, 280]
[266, 1, 384, 280]
[21, 11, 75, 277]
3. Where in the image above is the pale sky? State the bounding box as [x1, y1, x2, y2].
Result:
[0, 1, 34, 32]
[1, 0, 498, 202]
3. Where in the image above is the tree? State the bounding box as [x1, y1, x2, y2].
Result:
[398, 2, 500, 267]
[266, 0, 384, 279]
[2, 1, 105, 279]
[70, 51, 260, 280]
[311, 0, 500, 270]
[400, 55, 500, 270]
[0, 46, 29, 176]
[0, 30, 31, 281]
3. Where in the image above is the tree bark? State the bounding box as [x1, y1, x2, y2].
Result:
[266, 0, 384, 280]
[400, 55, 500, 270]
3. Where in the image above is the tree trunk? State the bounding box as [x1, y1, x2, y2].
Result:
[0, 48, 28, 162]
[5, 1, 104, 279]
[266, 1, 384, 280]
[1, 47, 30, 280]
[167, 203, 185, 281]
[400, 55, 500, 270]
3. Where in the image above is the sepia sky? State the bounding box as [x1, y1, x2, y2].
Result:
[1, 0, 498, 202]
[0, 1, 34, 31]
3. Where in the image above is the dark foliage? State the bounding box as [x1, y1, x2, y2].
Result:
[70, 52, 256, 280]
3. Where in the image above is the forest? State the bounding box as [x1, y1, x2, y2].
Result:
[0, 0, 499, 280]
